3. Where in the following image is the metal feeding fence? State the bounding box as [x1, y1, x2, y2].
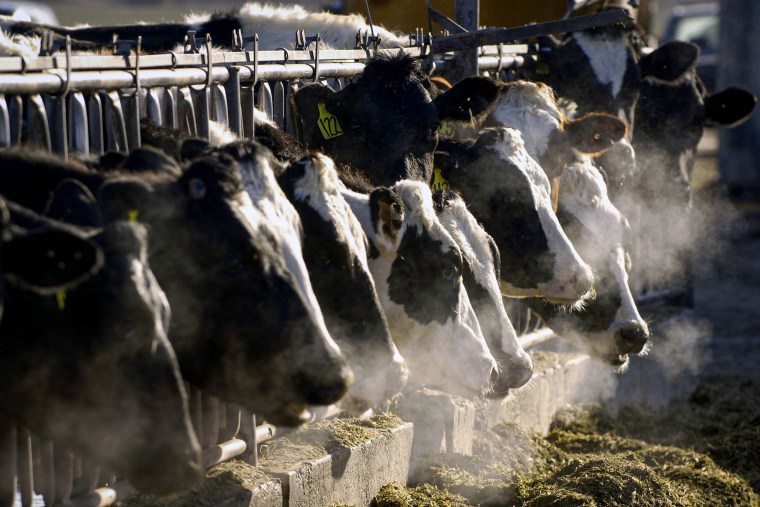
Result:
[0, 6, 638, 507]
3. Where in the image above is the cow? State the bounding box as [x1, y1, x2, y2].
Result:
[0, 2, 409, 56]
[0, 147, 352, 427]
[526, 156, 649, 368]
[432, 189, 534, 394]
[341, 179, 500, 398]
[0, 188, 202, 496]
[291, 53, 502, 187]
[207, 139, 405, 411]
[434, 127, 594, 305]
[625, 41, 755, 293]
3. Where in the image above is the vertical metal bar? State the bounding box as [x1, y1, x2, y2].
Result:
[69, 92, 89, 154]
[104, 91, 128, 153]
[451, 0, 480, 82]
[257, 82, 273, 121]
[0, 424, 16, 507]
[177, 87, 197, 137]
[191, 87, 210, 140]
[238, 410, 257, 466]
[0, 96, 9, 147]
[47, 94, 69, 158]
[145, 88, 162, 126]
[189, 387, 203, 447]
[211, 83, 229, 127]
[272, 81, 286, 129]
[87, 92, 104, 155]
[53, 449, 73, 505]
[27, 94, 52, 151]
[37, 441, 54, 507]
[218, 404, 241, 443]
[121, 91, 141, 150]
[286, 81, 299, 138]
[72, 457, 99, 497]
[163, 88, 178, 129]
[201, 394, 220, 448]
[241, 85, 255, 139]
[17, 429, 32, 507]
[8, 96, 22, 146]
[225, 68, 243, 137]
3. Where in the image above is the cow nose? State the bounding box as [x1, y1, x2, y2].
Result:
[615, 321, 650, 354]
[295, 363, 354, 406]
[486, 352, 534, 399]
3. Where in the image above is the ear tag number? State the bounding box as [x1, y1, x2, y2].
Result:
[317, 103, 343, 140]
[439, 121, 455, 139]
[128, 209, 139, 223]
[56, 290, 67, 311]
[431, 168, 450, 191]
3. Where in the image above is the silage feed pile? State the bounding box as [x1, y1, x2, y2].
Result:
[409, 376, 760, 507]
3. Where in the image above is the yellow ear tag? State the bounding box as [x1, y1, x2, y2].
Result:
[317, 102, 343, 140]
[56, 290, 66, 311]
[128, 209, 139, 223]
[439, 121, 455, 139]
[431, 168, 450, 192]
[536, 62, 550, 75]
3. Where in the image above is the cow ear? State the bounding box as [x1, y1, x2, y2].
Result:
[180, 138, 212, 162]
[3, 229, 104, 293]
[291, 84, 343, 148]
[44, 179, 104, 228]
[704, 87, 757, 128]
[639, 41, 699, 81]
[565, 113, 627, 154]
[434, 76, 501, 122]
[369, 187, 404, 252]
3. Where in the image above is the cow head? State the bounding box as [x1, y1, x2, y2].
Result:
[435, 127, 595, 305]
[99, 143, 353, 426]
[277, 153, 408, 410]
[634, 41, 757, 209]
[292, 52, 500, 186]
[433, 189, 534, 396]
[528, 157, 649, 369]
[1, 194, 202, 495]
[343, 181, 499, 397]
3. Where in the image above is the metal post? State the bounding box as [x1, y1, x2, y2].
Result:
[450, 0, 480, 83]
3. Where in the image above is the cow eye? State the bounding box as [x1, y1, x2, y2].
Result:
[224, 256, 244, 273]
[188, 178, 207, 200]
[351, 124, 364, 137]
[443, 264, 459, 281]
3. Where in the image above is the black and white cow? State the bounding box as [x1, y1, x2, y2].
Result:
[341, 179, 500, 398]
[0, 190, 202, 496]
[0, 2, 409, 56]
[435, 127, 594, 305]
[0, 147, 352, 427]
[207, 140, 406, 411]
[292, 53, 501, 187]
[275, 152, 409, 410]
[433, 189, 534, 394]
[526, 156, 649, 368]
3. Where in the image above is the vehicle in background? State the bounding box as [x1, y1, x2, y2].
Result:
[661, 2, 719, 90]
[0, 1, 58, 25]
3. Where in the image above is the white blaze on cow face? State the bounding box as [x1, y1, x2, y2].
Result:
[572, 30, 629, 101]
[488, 81, 566, 161]
[344, 181, 498, 397]
[487, 128, 594, 304]
[435, 192, 533, 391]
[233, 148, 353, 399]
[557, 158, 649, 362]
[285, 154, 408, 408]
